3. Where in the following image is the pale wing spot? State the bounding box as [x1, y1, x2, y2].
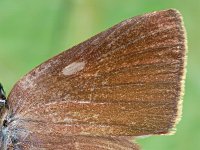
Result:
[62, 62, 85, 76]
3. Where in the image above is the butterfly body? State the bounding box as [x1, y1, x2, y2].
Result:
[0, 9, 186, 150]
[0, 84, 6, 107]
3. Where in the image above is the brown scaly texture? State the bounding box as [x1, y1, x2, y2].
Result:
[0, 9, 186, 149]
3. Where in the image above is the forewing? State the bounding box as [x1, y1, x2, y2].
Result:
[6, 9, 186, 148]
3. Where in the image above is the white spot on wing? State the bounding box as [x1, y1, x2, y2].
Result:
[62, 61, 85, 76]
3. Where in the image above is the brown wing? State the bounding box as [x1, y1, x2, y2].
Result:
[2, 9, 186, 149]
[6, 134, 139, 150]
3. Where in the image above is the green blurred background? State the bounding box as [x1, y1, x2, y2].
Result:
[0, 0, 199, 149]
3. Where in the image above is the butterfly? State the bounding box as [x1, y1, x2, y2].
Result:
[0, 9, 186, 150]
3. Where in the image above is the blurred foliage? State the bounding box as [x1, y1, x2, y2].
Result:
[0, 0, 199, 150]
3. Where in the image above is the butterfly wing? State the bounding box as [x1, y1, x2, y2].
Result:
[6, 135, 139, 150]
[4, 9, 186, 149]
